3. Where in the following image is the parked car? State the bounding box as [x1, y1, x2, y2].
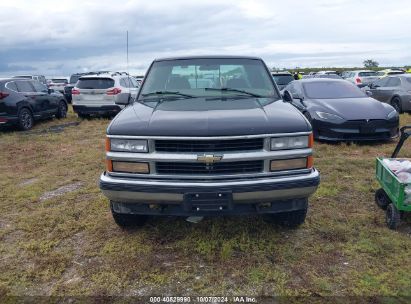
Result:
[48, 78, 68, 93]
[302, 75, 314, 79]
[316, 70, 337, 75]
[133, 75, 144, 87]
[344, 70, 380, 87]
[64, 73, 88, 103]
[376, 69, 405, 78]
[340, 71, 351, 79]
[367, 74, 411, 113]
[72, 72, 139, 118]
[99, 55, 320, 228]
[0, 78, 67, 130]
[312, 74, 342, 79]
[283, 79, 399, 141]
[12, 75, 47, 85]
[272, 72, 294, 90]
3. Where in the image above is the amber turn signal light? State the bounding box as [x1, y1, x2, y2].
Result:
[105, 138, 111, 152]
[308, 133, 314, 148]
[270, 158, 308, 172]
[106, 159, 113, 172]
[307, 156, 314, 169]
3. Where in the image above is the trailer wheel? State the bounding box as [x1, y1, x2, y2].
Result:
[375, 188, 390, 210]
[385, 203, 401, 230]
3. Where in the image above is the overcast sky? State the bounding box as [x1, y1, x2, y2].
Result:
[1, 0, 410, 77]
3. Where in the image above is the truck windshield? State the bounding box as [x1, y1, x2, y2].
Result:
[139, 58, 278, 100]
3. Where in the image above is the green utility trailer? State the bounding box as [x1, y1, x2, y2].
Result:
[375, 126, 411, 229]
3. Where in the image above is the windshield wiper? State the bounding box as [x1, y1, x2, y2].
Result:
[141, 91, 195, 98]
[204, 87, 263, 98]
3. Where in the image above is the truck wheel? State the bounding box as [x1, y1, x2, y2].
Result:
[385, 203, 401, 230]
[56, 101, 67, 119]
[18, 108, 34, 131]
[266, 208, 307, 228]
[375, 188, 390, 210]
[110, 202, 148, 228]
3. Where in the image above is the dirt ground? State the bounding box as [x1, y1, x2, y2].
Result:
[0, 106, 410, 299]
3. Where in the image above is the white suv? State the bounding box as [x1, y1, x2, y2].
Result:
[345, 70, 380, 87]
[72, 72, 139, 118]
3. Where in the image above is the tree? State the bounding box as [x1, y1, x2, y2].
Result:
[363, 59, 379, 68]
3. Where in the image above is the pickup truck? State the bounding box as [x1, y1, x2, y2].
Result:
[99, 56, 320, 228]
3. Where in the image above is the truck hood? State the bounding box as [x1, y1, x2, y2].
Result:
[108, 97, 310, 136]
[309, 97, 393, 120]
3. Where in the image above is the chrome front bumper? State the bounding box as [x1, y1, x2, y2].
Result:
[99, 169, 320, 205]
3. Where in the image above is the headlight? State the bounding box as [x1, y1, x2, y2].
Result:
[387, 109, 399, 120]
[271, 135, 310, 150]
[315, 111, 344, 121]
[109, 138, 148, 153]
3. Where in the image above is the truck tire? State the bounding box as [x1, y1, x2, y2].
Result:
[385, 203, 401, 230]
[375, 188, 390, 210]
[110, 202, 148, 228]
[265, 208, 307, 228]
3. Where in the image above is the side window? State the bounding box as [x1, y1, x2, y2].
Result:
[5, 81, 18, 92]
[374, 77, 388, 87]
[120, 78, 127, 87]
[387, 77, 401, 87]
[32, 81, 48, 92]
[15, 81, 35, 93]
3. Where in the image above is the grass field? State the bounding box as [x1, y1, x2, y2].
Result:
[0, 106, 410, 298]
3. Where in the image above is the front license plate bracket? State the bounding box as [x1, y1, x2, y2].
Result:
[183, 192, 233, 212]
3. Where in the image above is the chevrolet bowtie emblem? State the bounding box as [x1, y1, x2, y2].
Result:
[197, 154, 223, 164]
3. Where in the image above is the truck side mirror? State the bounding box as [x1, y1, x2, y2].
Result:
[115, 93, 132, 105]
[282, 91, 292, 102]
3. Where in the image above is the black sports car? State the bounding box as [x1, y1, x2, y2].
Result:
[283, 79, 399, 141]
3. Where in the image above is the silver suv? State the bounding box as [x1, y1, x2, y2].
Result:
[72, 72, 139, 118]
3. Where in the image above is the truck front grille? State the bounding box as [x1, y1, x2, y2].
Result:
[156, 160, 264, 175]
[155, 138, 264, 153]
